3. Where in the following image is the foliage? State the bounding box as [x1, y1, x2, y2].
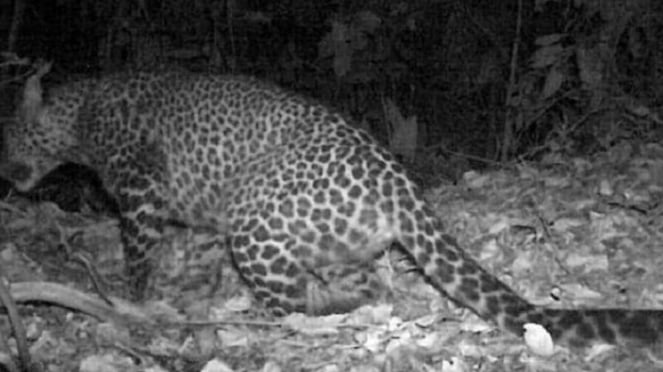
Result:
[4, 0, 663, 170]
[513, 0, 662, 158]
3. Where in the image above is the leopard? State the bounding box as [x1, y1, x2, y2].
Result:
[2, 63, 662, 350]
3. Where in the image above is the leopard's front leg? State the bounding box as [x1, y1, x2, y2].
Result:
[107, 149, 171, 299]
[117, 194, 169, 299]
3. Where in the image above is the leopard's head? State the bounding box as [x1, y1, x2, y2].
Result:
[0, 63, 82, 191]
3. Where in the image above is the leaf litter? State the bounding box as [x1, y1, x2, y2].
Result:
[2, 142, 663, 370]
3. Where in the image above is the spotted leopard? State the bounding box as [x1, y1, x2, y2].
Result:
[2, 63, 662, 349]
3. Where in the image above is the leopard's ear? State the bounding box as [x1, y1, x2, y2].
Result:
[20, 61, 52, 124]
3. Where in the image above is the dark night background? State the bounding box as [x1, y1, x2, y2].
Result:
[3, 0, 663, 210]
[2, 0, 661, 165]
[1, 0, 663, 208]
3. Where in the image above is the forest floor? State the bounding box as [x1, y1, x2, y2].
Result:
[2, 141, 663, 372]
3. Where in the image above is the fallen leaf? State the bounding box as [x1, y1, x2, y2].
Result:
[523, 323, 554, 357]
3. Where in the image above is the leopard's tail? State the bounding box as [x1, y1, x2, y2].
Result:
[399, 207, 663, 348]
[524, 307, 663, 347]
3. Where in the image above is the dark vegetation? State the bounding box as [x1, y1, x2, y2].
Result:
[1, 0, 662, 192]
